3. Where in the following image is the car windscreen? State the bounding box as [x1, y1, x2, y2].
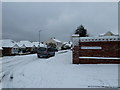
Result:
[38, 47, 47, 51]
[47, 48, 55, 51]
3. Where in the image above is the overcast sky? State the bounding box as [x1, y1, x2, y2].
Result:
[2, 2, 118, 42]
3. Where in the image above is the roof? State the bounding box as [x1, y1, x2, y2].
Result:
[32, 42, 47, 47]
[16, 42, 25, 47]
[19, 41, 33, 47]
[99, 31, 117, 36]
[1, 39, 17, 48]
[52, 39, 61, 43]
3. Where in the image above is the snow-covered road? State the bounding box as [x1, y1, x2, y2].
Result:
[0, 50, 118, 88]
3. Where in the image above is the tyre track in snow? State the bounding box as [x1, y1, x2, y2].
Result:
[0, 54, 40, 88]
[1, 50, 70, 88]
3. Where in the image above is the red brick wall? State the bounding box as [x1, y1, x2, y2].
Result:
[72, 46, 79, 64]
[79, 41, 120, 57]
[2, 48, 12, 56]
[79, 58, 120, 64]
[73, 41, 120, 64]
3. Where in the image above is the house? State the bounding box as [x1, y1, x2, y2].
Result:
[16, 42, 26, 53]
[31, 42, 47, 53]
[32, 42, 47, 48]
[0, 47, 2, 57]
[2, 39, 19, 56]
[72, 34, 120, 64]
[99, 31, 119, 37]
[18, 40, 33, 53]
[44, 38, 63, 50]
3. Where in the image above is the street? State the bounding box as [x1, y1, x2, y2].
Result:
[0, 50, 118, 88]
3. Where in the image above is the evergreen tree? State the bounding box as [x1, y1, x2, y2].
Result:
[47, 42, 57, 48]
[75, 25, 87, 37]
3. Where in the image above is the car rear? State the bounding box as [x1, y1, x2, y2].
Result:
[47, 48, 55, 57]
[37, 47, 49, 58]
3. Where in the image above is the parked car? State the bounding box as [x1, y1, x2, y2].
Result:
[61, 44, 71, 50]
[37, 47, 55, 58]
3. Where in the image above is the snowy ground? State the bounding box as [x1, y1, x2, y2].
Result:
[0, 50, 118, 88]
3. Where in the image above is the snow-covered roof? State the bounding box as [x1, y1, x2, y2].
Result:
[99, 31, 118, 36]
[32, 42, 47, 47]
[1, 39, 17, 48]
[19, 41, 33, 47]
[52, 39, 61, 43]
[16, 42, 25, 48]
[32, 42, 39, 47]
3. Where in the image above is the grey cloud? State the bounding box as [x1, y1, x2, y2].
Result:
[2, 2, 118, 42]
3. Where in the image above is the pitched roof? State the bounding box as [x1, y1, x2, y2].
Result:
[52, 39, 61, 43]
[32, 42, 47, 47]
[16, 42, 26, 47]
[99, 31, 117, 36]
[18, 40, 33, 47]
[1, 39, 17, 48]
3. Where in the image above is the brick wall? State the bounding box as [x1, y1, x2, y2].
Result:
[2, 48, 12, 56]
[72, 46, 79, 64]
[73, 41, 120, 64]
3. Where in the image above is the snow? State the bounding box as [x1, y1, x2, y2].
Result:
[63, 42, 72, 47]
[32, 42, 47, 47]
[16, 42, 26, 48]
[72, 36, 120, 43]
[0, 50, 118, 88]
[1, 39, 16, 48]
[80, 36, 119, 40]
[18, 40, 33, 47]
[52, 39, 61, 43]
[99, 31, 118, 36]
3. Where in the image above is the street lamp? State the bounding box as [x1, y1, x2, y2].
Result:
[39, 30, 42, 45]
